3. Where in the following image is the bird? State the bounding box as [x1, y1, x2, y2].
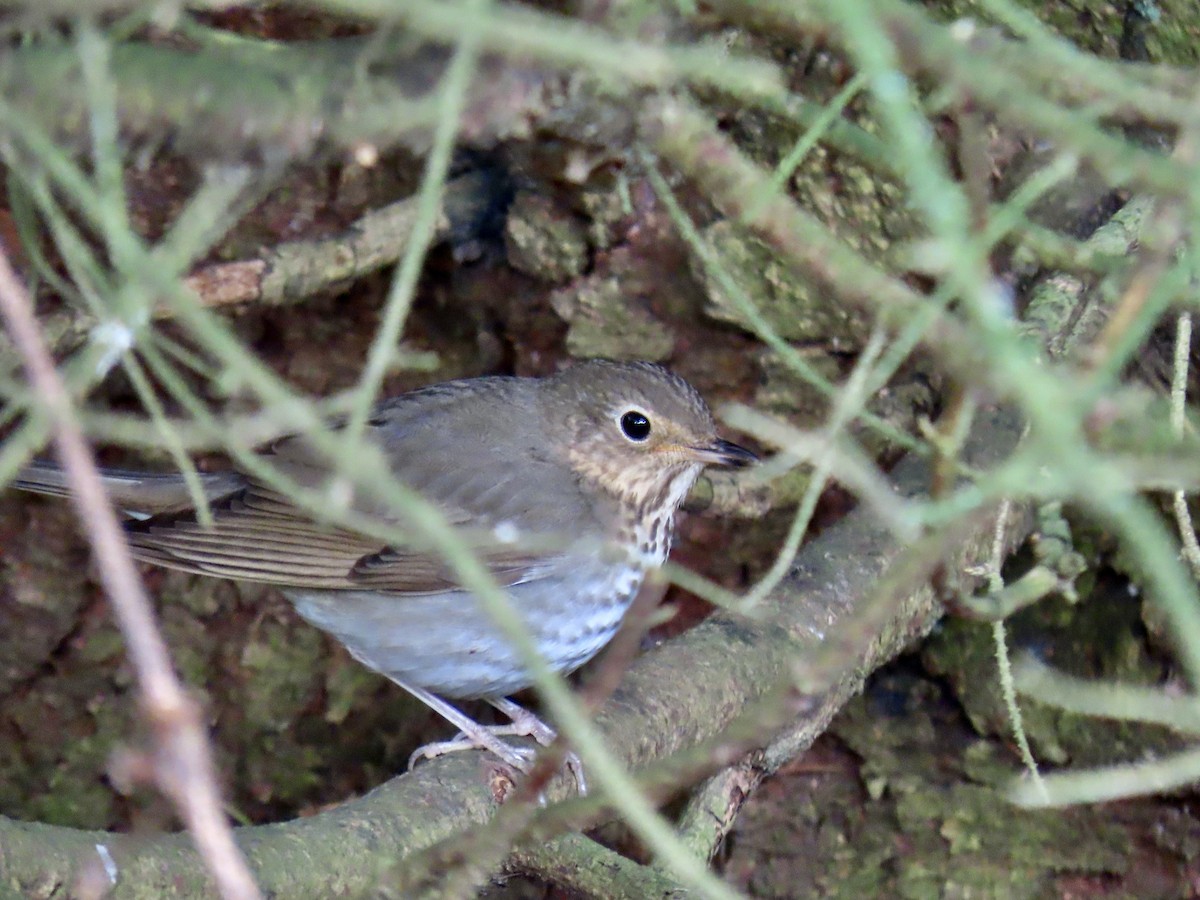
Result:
[13, 359, 755, 786]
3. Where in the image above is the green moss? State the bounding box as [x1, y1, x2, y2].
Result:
[1150, 0, 1200, 65]
[695, 220, 868, 345]
[238, 619, 323, 732]
[75, 626, 126, 665]
[0, 666, 135, 829]
[324, 656, 388, 725]
[922, 577, 1181, 768]
[823, 682, 1131, 899]
[504, 191, 589, 282]
[550, 277, 676, 360]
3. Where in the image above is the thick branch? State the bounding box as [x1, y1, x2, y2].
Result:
[0, 40, 550, 159]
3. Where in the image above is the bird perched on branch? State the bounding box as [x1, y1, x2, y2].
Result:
[15, 359, 755, 789]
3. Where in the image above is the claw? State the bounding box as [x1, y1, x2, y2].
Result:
[402, 694, 588, 795]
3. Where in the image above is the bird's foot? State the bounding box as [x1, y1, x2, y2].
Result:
[394, 680, 586, 793]
[489, 697, 587, 795]
[408, 729, 586, 801]
[408, 727, 537, 774]
[403, 698, 586, 795]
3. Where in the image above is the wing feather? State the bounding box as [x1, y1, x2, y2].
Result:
[123, 377, 612, 595]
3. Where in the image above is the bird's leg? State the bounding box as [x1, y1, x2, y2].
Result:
[398, 683, 587, 794]
[398, 681, 537, 775]
[487, 697, 558, 744]
[489, 697, 586, 796]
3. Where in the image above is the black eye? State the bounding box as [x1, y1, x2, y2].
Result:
[620, 411, 652, 441]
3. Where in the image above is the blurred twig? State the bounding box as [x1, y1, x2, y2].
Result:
[1170, 312, 1200, 577]
[182, 172, 493, 314]
[0, 244, 260, 898]
[509, 833, 688, 899]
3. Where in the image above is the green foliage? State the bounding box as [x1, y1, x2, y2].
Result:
[1, 0, 1200, 896]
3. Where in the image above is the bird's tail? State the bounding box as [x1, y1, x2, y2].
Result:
[13, 460, 245, 518]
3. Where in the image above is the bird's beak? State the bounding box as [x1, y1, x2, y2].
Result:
[689, 439, 758, 469]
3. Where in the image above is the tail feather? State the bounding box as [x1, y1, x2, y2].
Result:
[13, 460, 246, 518]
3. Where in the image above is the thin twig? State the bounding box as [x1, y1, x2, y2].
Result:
[0, 242, 260, 900]
[509, 833, 688, 899]
[1169, 312, 1200, 578]
[673, 757, 765, 864]
[981, 500, 1047, 802]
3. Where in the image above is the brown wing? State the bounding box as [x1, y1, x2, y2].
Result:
[125, 378, 609, 594]
[126, 485, 553, 593]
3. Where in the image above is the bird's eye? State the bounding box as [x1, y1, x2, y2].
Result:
[620, 411, 652, 441]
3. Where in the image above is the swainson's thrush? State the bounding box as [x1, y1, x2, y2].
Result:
[14, 360, 754, 781]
